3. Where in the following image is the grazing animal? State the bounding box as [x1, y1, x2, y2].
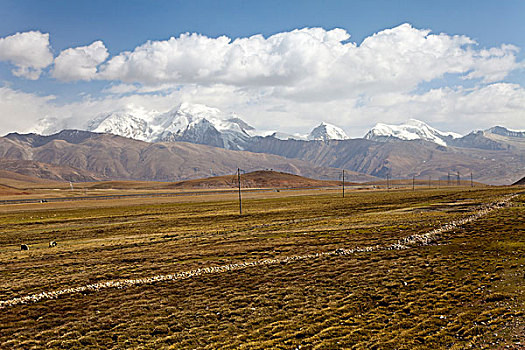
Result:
[49, 241, 57, 247]
[20, 244, 29, 251]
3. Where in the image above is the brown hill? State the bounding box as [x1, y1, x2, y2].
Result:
[168, 170, 346, 189]
[244, 137, 525, 185]
[0, 158, 101, 182]
[0, 168, 55, 185]
[0, 183, 30, 196]
[0, 131, 377, 183]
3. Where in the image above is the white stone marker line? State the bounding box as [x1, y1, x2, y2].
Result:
[0, 194, 516, 309]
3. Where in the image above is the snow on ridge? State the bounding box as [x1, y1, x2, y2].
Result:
[85, 102, 255, 149]
[307, 122, 349, 141]
[365, 119, 461, 146]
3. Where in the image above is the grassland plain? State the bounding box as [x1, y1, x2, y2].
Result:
[0, 187, 523, 349]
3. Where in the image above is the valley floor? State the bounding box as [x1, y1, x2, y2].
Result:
[0, 187, 523, 349]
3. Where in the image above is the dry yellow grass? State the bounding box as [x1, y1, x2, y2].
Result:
[0, 186, 523, 349]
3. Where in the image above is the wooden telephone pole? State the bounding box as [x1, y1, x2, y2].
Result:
[386, 173, 390, 190]
[471, 172, 474, 187]
[237, 168, 242, 215]
[412, 175, 415, 191]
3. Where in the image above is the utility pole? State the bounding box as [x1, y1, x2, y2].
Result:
[342, 169, 345, 198]
[412, 175, 415, 191]
[386, 173, 390, 190]
[471, 172, 473, 187]
[237, 168, 242, 215]
[457, 171, 460, 186]
[447, 172, 451, 186]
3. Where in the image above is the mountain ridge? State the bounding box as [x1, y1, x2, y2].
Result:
[0, 131, 376, 183]
[1, 129, 523, 185]
[31, 102, 524, 150]
[364, 119, 461, 146]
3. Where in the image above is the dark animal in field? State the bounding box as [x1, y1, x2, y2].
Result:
[20, 244, 29, 250]
[49, 241, 57, 247]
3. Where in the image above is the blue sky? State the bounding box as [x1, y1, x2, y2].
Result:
[3, 0, 524, 50]
[0, 0, 524, 136]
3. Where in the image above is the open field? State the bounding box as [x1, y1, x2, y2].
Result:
[0, 186, 523, 349]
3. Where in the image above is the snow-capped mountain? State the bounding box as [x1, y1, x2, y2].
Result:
[84, 103, 351, 149]
[150, 103, 253, 149]
[87, 103, 253, 150]
[88, 111, 154, 142]
[307, 122, 349, 141]
[364, 119, 461, 146]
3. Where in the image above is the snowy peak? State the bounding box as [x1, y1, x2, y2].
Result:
[153, 103, 253, 149]
[86, 103, 255, 150]
[307, 122, 349, 141]
[88, 111, 153, 142]
[364, 119, 461, 146]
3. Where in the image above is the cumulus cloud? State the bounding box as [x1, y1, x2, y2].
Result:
[3, 80, 524, 138]
[1, 24, 524, 137]
[0, 31, 53, 79]
[52, 41, 109, 81]
[0, 87, 57, 134]
[465, 45, 522, 83]
[345, 83, 525, 135]
[93, 23, 521, 97]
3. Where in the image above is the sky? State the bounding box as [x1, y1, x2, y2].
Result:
[0, 0, 524, 137]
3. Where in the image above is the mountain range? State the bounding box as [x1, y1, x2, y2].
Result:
[39, 103, 350, 150]
[2, 103, 524, 185]
[40, 102, 523, 150]
[0, 130, 374, 183]
[364, 119, 461, 146]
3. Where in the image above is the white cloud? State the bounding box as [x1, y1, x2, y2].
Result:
[0, 24, 524, 138]
[94, 23, 521, 97]
[0, 87, 56, 135]
[465, 44, 522, 83]
[3, 80, 524, 139]
[52, 41, 108, 81]
[348, 83, 525, 135]
[0, 31, 53, 79]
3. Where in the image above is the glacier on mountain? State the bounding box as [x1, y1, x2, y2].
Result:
[364, 119, 461, 146]
[83, 103, 350, 149]
[307, 122, 349, 141]
[86, 103, 253, 149]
